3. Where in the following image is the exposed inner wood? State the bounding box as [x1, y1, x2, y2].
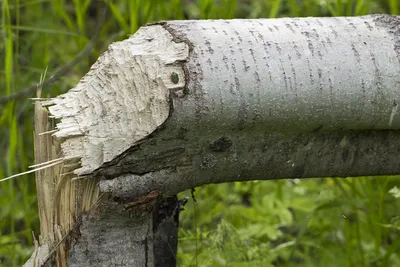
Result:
[42, 25, 189, 176]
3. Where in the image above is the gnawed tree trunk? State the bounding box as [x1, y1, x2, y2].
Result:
[25, 15, 400, 266]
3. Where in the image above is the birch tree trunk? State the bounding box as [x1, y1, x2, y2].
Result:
[27, 15, 400, 266]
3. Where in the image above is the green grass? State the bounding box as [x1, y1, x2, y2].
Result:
[0, 0, 399, 266]
[178, 177, 400, 266]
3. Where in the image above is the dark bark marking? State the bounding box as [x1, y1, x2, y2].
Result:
[307, 40, 315, 57]
[373, 14, 400, 67]
[235, 77, 248, 130]
[205, 40, 214, 54]
[364, 21, 373, 31]
[285, 23, 295, 33]
[315, 19, 323, 27]
[329, 25, 339, 38]
[209, 136, 233, 152]
[293, 42, 302, 59]
[234, 30, 242, 42]
[349, 22, 357, 29]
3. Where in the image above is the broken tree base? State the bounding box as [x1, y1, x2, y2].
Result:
[68, 196, 180, 267]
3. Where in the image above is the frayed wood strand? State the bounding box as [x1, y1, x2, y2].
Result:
[29, 158, 64, 168]
[0, 160, 64, 183]
[38, 129, 58, 136]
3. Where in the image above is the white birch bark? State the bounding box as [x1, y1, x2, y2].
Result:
[30, 15, 400, 266]
[45, 15, 400, 179]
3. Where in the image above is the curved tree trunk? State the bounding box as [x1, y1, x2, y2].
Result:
[25, 15, 400, 266]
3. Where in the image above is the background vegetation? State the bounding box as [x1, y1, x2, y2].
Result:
[0, 0, 399, 266]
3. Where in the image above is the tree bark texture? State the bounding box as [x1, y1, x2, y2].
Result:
[66, 196, 180, 267]
[35, 15, 400, 266]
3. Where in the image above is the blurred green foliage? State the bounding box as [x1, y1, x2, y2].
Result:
[0, 0, 399, 266]
[178, 177, 400, 266]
